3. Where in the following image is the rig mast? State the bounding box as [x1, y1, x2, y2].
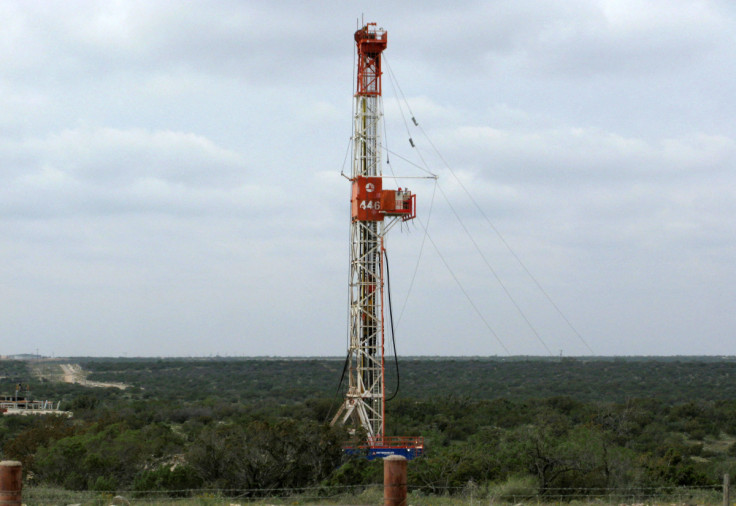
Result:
[332, 23, 416, 441]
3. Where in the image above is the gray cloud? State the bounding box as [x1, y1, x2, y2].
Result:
[1, 0, 735, 356]
[1, 127, 257, 219]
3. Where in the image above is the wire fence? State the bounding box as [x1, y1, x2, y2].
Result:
[23, 483, 727, 505]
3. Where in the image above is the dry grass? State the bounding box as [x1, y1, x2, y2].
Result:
[22, 485, 725, 506]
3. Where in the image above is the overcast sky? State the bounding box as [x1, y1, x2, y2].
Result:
[2, 1, 735, 357]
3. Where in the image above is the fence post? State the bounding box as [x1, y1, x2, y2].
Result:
[384, 455, 407, 506]
[0, 461, 22, 506]
[724, 473, 730, 506]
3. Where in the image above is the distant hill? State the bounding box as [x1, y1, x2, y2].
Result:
[3, 354, 42, 360]
[60, 355, 736, 405]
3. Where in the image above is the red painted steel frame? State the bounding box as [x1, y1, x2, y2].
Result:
[355, 23, 387, 97]
[352, 176, 384, 221]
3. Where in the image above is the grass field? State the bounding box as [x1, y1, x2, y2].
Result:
[23, 484, 726, 505]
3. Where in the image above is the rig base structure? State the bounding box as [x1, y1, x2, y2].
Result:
[344, 436, 424, 461]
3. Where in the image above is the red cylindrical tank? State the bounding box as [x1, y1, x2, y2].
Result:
[384, 455, 407, 506]
[0, 460, 22, 506]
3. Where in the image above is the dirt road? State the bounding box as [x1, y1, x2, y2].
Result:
[59, 363, 129, 390]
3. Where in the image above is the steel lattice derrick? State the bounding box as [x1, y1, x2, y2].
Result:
[333, 22, 410, 441]
[332, 22, 423, 458]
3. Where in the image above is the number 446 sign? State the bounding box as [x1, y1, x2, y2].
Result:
[360, 199, 381, 210]
[351, 176, 384, 221]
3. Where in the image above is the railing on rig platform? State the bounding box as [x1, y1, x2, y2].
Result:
[343, 436, 424, 460]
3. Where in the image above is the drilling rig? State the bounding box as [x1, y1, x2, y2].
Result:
[331, 22, 423, 460]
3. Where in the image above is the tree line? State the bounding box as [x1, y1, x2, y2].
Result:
[1, 357, 736, 499]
